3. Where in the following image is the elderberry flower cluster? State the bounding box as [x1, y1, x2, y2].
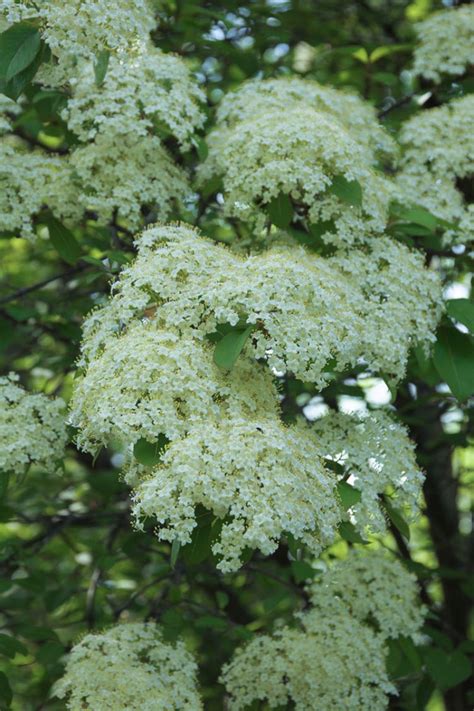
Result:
[65, 47, 205, 149]
[309, 550, 425, 641]
[54, 623, 202, 710]
[0, 139, 79, 238]
[412, 5, 474, 83]
[0, 373, 66, 475]
[312, 410, 424, 535]
[79, 224, 441, 384]
[221, 602, 395, 710]
[199, 104, 392, 248]
[70, 322, 279, 453]
[396, 95, 474, 242]
[0, 0, 157, 64]
[131, 418, 341, 572]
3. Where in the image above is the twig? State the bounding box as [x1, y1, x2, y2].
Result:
[0, 263, 88, 306]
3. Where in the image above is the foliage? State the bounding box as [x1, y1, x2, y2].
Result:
[0, 1, 473, 710]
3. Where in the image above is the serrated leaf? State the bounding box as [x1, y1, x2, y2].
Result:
[170, 538, 180, 569]
[329, 175, 362, 207]
[94, 49, 110, 86]
[446, 299, 474, 333]
[45, 216, 81, 265]
[266, 193, 293, 229]
[433, 327, 474, 401]
[0, 634, 28, 659]
[337, 481, 361, 510]
[424, 647, 472, 691]
[133, 434, 169, 467]
[0, 39, 48, 100]
[0, 22, 41, 82]
[338, 521, 367, 544]
[213, 325, 253, 370]
[383, 497, 410, 540]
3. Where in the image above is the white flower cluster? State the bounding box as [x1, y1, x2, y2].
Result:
[0, 139, 79, 238]
[0, 5, 204, 237]
[396, 95, 474, 242]
[54, 622, 202, 711]
[198, 78, 395, 248]
[69, 134, 190, 230]
[70, 322, 279, 453]
[0, 373, 66, 475]
[65, 48, 205, 149]
[79, 225, 441, 385]
[312, 410, 424, 535]
[309, 550, 425, 641]
[412, 5, 474, 83]
[215, 76, 397, 159]
[131, 418, 341, 572]
[221, 601, 395, 710]
[0, 0, 157, 63]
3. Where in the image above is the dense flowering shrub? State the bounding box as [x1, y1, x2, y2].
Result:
[0, 373, 66, 475]
[412, 5, 474, 82]
[1, 1, 467, 705]
[54, 623, 202, 710]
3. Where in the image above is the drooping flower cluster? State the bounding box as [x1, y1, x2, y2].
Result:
[308, 550, 425, 641]
[54, 623, 202, 711]
[221, 551, 425, 709]
[312, 410, 424, 534]
[71, 221, 437, 570]
[0, 5, 204, 237]
[198, 77, 396, 248]
[131, 418, 341, 572]
[78, 224, 441, 385]
[396, 95, 474, 243]
[412, 5, 474, 83]
[221, 602, 395, 710]
[0, 373, 66, 475]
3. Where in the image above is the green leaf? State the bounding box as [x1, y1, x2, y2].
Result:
[446, 299, 474, 333]
[45, 216, 81, 265]
[266, 193, 293, 229]
[424, 647, 472, 691]
[291, 560, 316, 583]
[94, 49, 110, 86]
[133, 434, 169, 467]
[0, 40, 48, 100]
[401, 206, 438, 232]
[36, 641, 65, 665]
[213, 325, 253, 370]
[0, 671, 12, 707]
[170, 538, 180, 569]
[329, 175, 363, 207]
[338, 521, 367, 544]
[337, 481, 361, 510]
[0, 634, 27, 659]
[433, 327, 474, 401]
[0, 23, 41, 82]
[383, 497, 410, 540]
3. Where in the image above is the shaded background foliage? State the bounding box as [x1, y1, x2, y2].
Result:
[0, 0, 473, 709]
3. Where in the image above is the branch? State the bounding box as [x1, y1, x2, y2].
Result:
[0, 263, 88, 306]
